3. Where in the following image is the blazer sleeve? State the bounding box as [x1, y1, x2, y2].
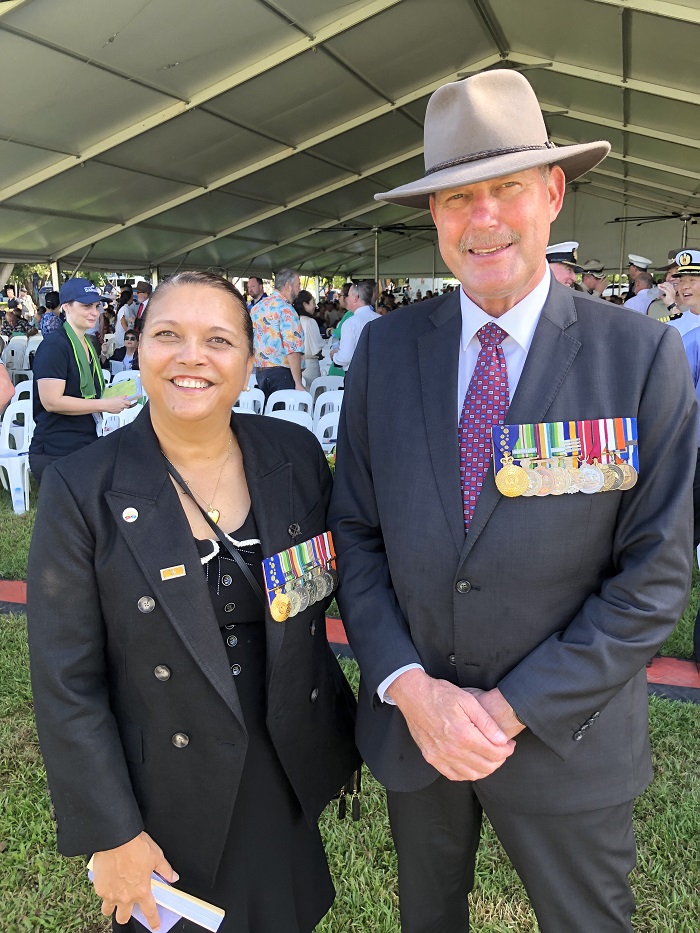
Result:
[27, 465, 144, 857]
[328, 326, 423, 696]
[498, 324, 697, 758]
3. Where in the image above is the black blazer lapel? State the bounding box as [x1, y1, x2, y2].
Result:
[233, 415, 295, 674]
[105, 410, 245, 728]
[418, 292, 465, 557]
[459, 281, 582, 565]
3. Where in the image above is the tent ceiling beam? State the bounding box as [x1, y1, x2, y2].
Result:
[588, 167, 700, 204]
[154, 144, 425, 263]
[51, 55, 503, 261]
[540, 102, 700, 150]
[509, 52, 700, 107]
[232, 203, 390, 268]
[0, 0, 405, 205]
[471, 0, 510, 57]
[0, 133, 80, 158]
[550, 135, 700, 185]
[583, 0, 700, 26]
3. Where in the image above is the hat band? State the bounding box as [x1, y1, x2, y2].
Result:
[425, 141, 557, 177]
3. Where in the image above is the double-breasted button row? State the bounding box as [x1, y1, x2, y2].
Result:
[138, 596, 156, 613]
[171, 733, 189, 748]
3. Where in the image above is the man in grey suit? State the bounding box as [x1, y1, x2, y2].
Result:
[328, 70, 697, 932]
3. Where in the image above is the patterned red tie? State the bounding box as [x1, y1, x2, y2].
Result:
[459, 322, 510, 530]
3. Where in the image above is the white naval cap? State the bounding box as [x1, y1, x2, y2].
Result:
[546, 241, 581, 269]
[627, 254, 652, 270]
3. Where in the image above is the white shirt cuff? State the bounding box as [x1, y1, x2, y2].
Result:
[377, 664, 425, 704]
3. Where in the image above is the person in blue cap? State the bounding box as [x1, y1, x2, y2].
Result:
[28, 277, 134, 483]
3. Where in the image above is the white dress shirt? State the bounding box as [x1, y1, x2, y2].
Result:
[333, 305, 380, 370]
[624, 290, 654, 315]
[378, 267, 552, 704]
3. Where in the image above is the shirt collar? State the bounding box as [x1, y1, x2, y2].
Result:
[460, 266, 551, 352]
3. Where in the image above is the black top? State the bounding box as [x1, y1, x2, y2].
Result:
[30, 327, 102, 457]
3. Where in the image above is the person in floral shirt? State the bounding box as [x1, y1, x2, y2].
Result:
[249, 268, 304, 398]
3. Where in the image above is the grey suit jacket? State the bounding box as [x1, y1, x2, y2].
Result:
[328, 280, 696, 813]
[27, 409, 359, 885]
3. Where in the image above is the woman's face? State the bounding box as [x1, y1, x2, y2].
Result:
[139, 284, 253, 423]
[304, 297, 316, 314]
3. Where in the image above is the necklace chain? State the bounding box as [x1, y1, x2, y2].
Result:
[163, 433, 233, 512]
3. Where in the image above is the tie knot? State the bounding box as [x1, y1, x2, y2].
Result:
[477, 322, 508, 348]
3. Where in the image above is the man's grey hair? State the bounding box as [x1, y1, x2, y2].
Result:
[274, 268, 299, 292]
[350, 280, 375, 307]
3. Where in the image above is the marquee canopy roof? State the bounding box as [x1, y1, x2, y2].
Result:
[1, 0, 699, 279]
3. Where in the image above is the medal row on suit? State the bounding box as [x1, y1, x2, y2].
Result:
[262, 531, 338, 622]
[492, 417, 639, 499]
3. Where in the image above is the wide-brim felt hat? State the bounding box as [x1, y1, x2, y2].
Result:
[375, 70, 610, 209]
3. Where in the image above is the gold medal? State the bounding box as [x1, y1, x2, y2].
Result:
[270, 592, 291, 622]
[495, 455, 529, 498]
[548, 459, 573, 496]
[617, 462, 638, 490]
[601, 463, 625, 492]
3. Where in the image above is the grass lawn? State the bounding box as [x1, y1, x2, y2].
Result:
[1, 485, 698, 931]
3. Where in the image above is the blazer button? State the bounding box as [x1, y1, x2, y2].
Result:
[572, 730, 584, 741]
[138, 596, 156, 613]
[227, 634, 238, 647]
[448, 653, 457, 665]
[455, 580, 471, 594]
[309, 621, 316, 636]
[310, 687, 319, 702]
[231, 663, 242, 676]
[590, 711, 600, 720]
[221, 574, 233, 587]
[224, 602, 236, 613]
[171, 733, 189, 748]
[154, 665, 171, 681]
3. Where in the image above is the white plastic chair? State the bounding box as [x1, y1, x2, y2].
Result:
[2, 336, 28, 382]
[266, 409, 313, 431]
[12, 381, 32, 403]
[234, 386, 265, 414]
[314, 410, 340, 451]
[12, 333, 43, 381]
[312, 389, 344, 430]
[101, 333, 116, 360]
[99, 403, 144, 436]
[309, 375, 344, 404]
[102, 369, 112, 386]
[248, 372, 258, 389]
[0, 399, 33, 513]
[264, 389, 313, 415]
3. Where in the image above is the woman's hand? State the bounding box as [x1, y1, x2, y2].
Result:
[102, 395, 135, 414]
[93, 831, 179, 930]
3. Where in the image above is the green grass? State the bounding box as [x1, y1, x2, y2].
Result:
[0, 491, 36, 581]
[2, 617, 698, 933]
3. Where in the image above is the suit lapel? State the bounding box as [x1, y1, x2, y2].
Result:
[459, 282, 582, 564]
[105, 409, 245, 727]
[418, 292, 465, 557]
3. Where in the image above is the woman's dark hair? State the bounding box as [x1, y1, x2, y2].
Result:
[292, 290, 314, 318]
[45, 290, 60, 310]
[124, 328, 138, 339]
[143, 271, 253, 356]
[118, 287, 133, 307]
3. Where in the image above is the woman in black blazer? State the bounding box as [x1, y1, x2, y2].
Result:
[27, 272, 359, 933]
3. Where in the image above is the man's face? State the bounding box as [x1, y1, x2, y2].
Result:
[430, 166, 565, 315]
[550, 263, 577, 288]
[6, 287, 15, 300]
[338, 289, 348, 311]
[136, 288, 150, 302]
[345, 288, 361, 312]
[675, 275, 700, 313]
[248, 279, 264, 300]
[627, 264, 640, 282]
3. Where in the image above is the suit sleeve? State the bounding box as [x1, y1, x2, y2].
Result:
[328, 326, 423, 696]
[27, 465, 144, 856]
[498, 324, 697, 758]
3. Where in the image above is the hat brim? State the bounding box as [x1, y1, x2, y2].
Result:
[375, 140, 611, 208]
[671, 268, 700, 277]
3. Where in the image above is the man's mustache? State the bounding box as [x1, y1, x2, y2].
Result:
[456, 231, 522, 253]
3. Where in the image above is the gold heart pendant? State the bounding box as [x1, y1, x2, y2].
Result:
[207, 509, 221, 524]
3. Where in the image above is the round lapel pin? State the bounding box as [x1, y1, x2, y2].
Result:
[122, 507, 139, 523]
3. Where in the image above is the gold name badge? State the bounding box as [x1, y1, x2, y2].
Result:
[160, 564, 186, 581]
